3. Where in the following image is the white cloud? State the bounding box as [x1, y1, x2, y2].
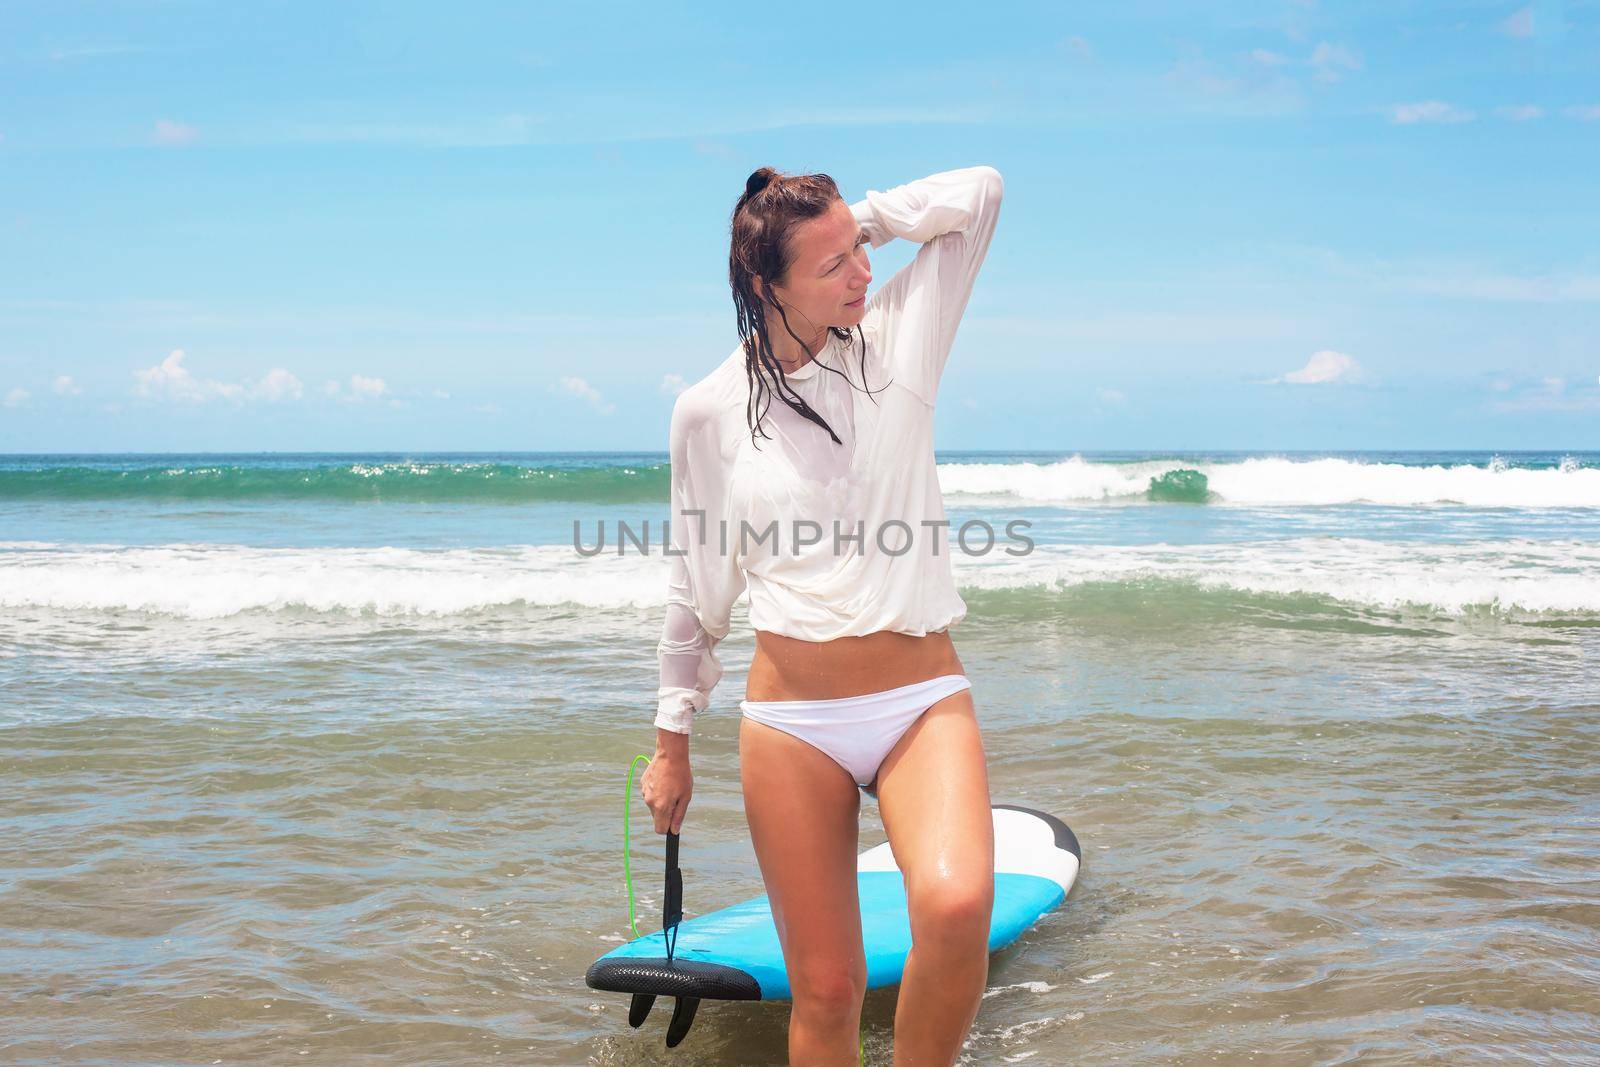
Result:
[1493, 104, 1544, 121]
[52, 375, 82, 395]
[1280, 350, 1361, 384]
[1390, 101, 1475, 124]
[153, 119, 199, 145]
[559, 375, 616, 415]
[349, 374, 388, 400]
[1563, 104, 1600, 121]
[129, 352, 333, 405]
[4, 387, 29, 408]
[253, 367, 303, 402]
[431, 388, 451, 399]
[1250, 49, 1289, 67]
[1498, 5, 1534, 38]
[1308, 41, 1362, 83]
[322, 374, 392, 402]
[659, 373, 688, 396]
[133, 349, 246, 403]
[1095, 387, 1127, 406]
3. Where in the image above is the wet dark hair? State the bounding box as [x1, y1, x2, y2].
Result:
[730, 166, 887, 449]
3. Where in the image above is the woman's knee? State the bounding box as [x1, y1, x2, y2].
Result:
[789, 960, 867, 1018]
[908, 875, 994, 943]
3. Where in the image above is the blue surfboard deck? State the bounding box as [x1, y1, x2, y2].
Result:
[587, 803, 1080, 1003]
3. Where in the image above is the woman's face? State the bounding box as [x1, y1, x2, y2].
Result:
[760, 199, 872, 336]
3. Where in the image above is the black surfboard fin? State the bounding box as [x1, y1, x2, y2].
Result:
[666, 995, 700, 1048]
[663, 830, 683, 961]
[627, 993, 655, 1028]
[659, 830, 698, 1046]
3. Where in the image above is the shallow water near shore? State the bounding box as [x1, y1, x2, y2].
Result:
[3, 450, 1598, 1064]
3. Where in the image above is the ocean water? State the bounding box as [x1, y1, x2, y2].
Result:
[2, 450, 1597, 1064]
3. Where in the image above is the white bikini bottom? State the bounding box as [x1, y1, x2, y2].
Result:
[739, 673, 973, 794]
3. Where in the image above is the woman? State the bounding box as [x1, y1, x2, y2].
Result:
[641, 163, 1005, 1065]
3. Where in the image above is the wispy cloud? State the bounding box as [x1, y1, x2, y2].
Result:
[1390, 101, 1475, 124]
[1498, 5, 1535, 39]
[981, 310, 1307, 345]
[1245, 243, 1600, 304]
[4, 387, 29, 408]
[691, 139, 743, 162]
[659, 373, 688, 396]
[1493, 104, 1544, 121]
[558, 375, 615, 415]
[1283, 0, 1318, 43]
[46, 44, 140, 62]
[1057, 35, 1095, 63]
[1162, 43, 1245, 98]
[52, 375, 82, 395]
[262, 113, 548, 148]
[0, 296, 726, 340]
[1308, 41, 1362, 84]
[1488, 375, 1600, 412]
[1563, 104, 1600, 121]
[153, 119, 199, 145]
[1383, 269, 1600, 302]
[1151, 38, 1320, 118]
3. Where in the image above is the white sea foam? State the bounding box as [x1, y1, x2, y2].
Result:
[1, 538, 1597, 619]
[955, 538, 1600, 615]
[984, 980, 1058, 999]
[936, 455, 1600, 507]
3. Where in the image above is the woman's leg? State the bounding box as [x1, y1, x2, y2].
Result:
[740, 715, 868, 1067]
[871, 687, 994, 1066]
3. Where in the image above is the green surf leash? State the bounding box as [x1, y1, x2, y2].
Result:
[623, 754, 865, 1065]
[624, 753, 652, 938]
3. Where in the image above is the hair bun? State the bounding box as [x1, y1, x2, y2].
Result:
[744, 167, 780, 199]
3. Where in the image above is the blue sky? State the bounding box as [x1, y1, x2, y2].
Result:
[1, 0, 1596, 453]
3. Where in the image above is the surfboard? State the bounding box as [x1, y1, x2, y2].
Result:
[586, 803, 1080, 1047]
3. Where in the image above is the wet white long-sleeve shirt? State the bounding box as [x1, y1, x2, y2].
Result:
[654, 165, 1005, 734]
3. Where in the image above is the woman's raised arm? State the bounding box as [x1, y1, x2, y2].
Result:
[847, 165, 1005, 405]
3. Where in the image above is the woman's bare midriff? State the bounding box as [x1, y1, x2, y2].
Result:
[746, 628, 966, 702]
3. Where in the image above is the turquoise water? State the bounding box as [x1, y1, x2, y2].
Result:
[2, 451, 1598, 1063]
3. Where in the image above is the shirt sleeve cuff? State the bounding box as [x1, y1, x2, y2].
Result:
[849, 197, 890, 249]
[654, 692, 698, 734]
